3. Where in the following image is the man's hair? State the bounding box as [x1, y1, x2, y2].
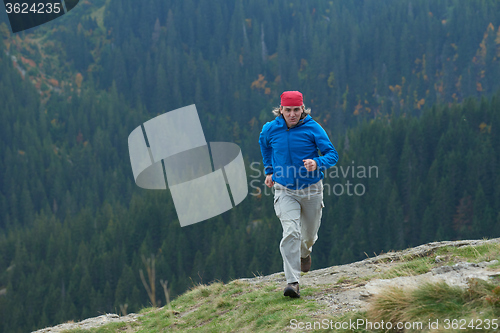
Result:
[272, 105, 311, 118]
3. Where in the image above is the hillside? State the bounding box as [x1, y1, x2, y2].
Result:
[33, 238, 500, 332]
[2, 1, 500, 332]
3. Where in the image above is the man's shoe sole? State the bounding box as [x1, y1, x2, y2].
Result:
[284, 286, 300, 298]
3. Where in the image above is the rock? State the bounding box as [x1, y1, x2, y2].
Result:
[435, 255, 445, 263]
[452, 262, 477, 270]
[432, 265, 453, 275]
[32, 313, 142, 333]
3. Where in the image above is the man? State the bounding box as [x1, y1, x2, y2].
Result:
[259, 91, 339, 298]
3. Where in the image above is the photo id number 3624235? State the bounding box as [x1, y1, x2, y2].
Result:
[5, 2, 61, 14]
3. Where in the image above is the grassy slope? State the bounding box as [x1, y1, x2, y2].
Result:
[61, 240, 500, 333]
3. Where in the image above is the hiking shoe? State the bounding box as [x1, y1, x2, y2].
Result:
[283, 282, 300, 298]
[301, 255, 311, 273]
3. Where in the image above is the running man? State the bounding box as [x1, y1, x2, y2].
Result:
[259, 91, 339, 298]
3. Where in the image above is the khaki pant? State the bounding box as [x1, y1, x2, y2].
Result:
[274, 181, 324, 283]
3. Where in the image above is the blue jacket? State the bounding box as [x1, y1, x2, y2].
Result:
[259, 114, 339, 189]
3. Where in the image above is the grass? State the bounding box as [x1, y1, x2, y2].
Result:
[378, 257, 435, 279]
[375, 241, 500, 280]
[59, 240, 500, 333]
[434, 242, 500, 264]
[366, 277, 500, 333]
[89, 0, 111, 32]
[62, 280, 324, 333]
[136, 280, 325, 333]
[90, 5, 106, 31]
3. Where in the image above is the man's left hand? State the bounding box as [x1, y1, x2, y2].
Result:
[303, 159, 317, 171]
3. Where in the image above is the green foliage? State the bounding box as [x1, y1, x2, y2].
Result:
[2, 0, 500, 332]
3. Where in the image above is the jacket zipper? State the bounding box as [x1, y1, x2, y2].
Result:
[287, 127, 292, 166]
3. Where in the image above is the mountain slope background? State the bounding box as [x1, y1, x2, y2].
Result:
[1, 0, 500, 332]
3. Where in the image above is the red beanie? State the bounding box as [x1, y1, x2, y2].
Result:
[280, 91, 303, 106]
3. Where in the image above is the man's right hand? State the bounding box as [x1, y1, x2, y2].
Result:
[265, 174, 274, 188]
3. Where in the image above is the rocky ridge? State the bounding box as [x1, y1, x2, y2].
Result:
[242, 238, 500, 316]
[33, 238, 500, 332]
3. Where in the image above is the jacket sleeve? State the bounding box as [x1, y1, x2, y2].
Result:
[259, 123, 274, 175]
[312, 123, 339, 171]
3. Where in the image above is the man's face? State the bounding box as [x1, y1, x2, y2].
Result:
[280, 105, 304, 127]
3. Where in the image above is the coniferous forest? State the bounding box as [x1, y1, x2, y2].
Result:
[1, 0, 500, 331]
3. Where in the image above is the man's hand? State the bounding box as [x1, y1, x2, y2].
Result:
[265, 174, 274, 188]
[303, 159, 317, 171]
